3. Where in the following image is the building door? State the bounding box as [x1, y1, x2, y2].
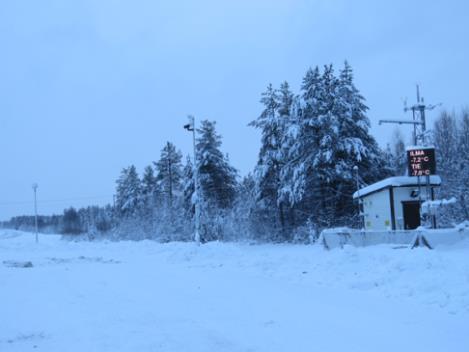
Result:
[402, 201, 421, 230]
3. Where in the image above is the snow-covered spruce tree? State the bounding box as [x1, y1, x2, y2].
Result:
[114, 165, 144, 238]
[331, 61, 390, 221]
[432, 110, 469, 224]
[115, 165, 142, 218]
[280, 63, 390, 232]
[182, 155, 195, 218]
[278, 81, 294, 119]
[279, 65, 336, 230]
[279, 66, 321, 210]
[225, 173, 257, 242]
[196, 120, 238, 241]
[249, 82, 294, 241]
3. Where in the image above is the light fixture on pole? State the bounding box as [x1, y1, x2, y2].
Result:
[184, 115, 200, 245]
[32, 183, 39, 243]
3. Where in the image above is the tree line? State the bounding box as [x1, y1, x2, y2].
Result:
[2, 62, 468, 241]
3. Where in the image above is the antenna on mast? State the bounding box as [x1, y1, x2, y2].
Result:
[379, 85, 441, 146]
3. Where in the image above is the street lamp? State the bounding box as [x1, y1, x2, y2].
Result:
[32, 183, 38, 243]
[184, 115, 200, 245]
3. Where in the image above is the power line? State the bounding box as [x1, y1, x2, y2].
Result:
[0, 195, 113, 206]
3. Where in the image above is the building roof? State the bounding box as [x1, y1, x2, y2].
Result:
[405, 145, 435, 151]
[353, 175, 442, 199]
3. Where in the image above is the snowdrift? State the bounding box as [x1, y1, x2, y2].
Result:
[1, 230, 468, 351]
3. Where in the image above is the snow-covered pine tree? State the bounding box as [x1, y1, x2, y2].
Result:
[196, 120, 237, 209]
[151, 142, 184, 238]
[115, 165, 142, 218]
[278, 81, 294, 119]
[277, 93, 305, 234]
[141, 165, 158, 199]
[227, 173, 257, 241]
[196, 120, 238, 241]
[182, 155, 195, 217]
[140, 165, 159, 236]
[154, 142, 183, 208]
[276, 82, 296, 235]
[387, 128, 407, 176]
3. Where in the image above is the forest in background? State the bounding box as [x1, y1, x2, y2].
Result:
[2, 62, 468, 242]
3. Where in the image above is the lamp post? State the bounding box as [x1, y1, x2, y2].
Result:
[184, 115, 200, 245]
[32, 183, 38, 243]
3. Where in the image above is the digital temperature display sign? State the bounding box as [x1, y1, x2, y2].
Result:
[407, 147, 436, 177]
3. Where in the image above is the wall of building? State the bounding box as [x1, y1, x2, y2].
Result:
[362, 186, 437, 231]
[362, 190, 392, 231]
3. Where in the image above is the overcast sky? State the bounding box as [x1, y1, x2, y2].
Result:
[1, 0, 468, 220]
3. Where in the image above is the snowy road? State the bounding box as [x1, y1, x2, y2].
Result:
[1, 230, 468, 351]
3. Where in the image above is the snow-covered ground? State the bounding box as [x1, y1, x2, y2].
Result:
[1, 230, 468, 352]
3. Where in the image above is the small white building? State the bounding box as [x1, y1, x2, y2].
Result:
[353, 176, 441, 231]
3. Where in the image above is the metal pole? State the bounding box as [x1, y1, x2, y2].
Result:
[417, 86, 434, 228]
[190, 116, 201, 245]
[417, 85, 426, 145]
[412, 108, 417, 145]
[32, 183, 38, 243]
[353, 166, 364, 231]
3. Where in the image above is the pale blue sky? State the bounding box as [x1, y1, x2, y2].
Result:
[1, 0, 468, 219]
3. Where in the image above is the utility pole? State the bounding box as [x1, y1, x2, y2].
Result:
[32, 183, 38, 243]
[184, 115, 200, 245]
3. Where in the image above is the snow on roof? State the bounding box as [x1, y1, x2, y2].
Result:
[353, 175, 442, 199]
[405, 145, 435, 151]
